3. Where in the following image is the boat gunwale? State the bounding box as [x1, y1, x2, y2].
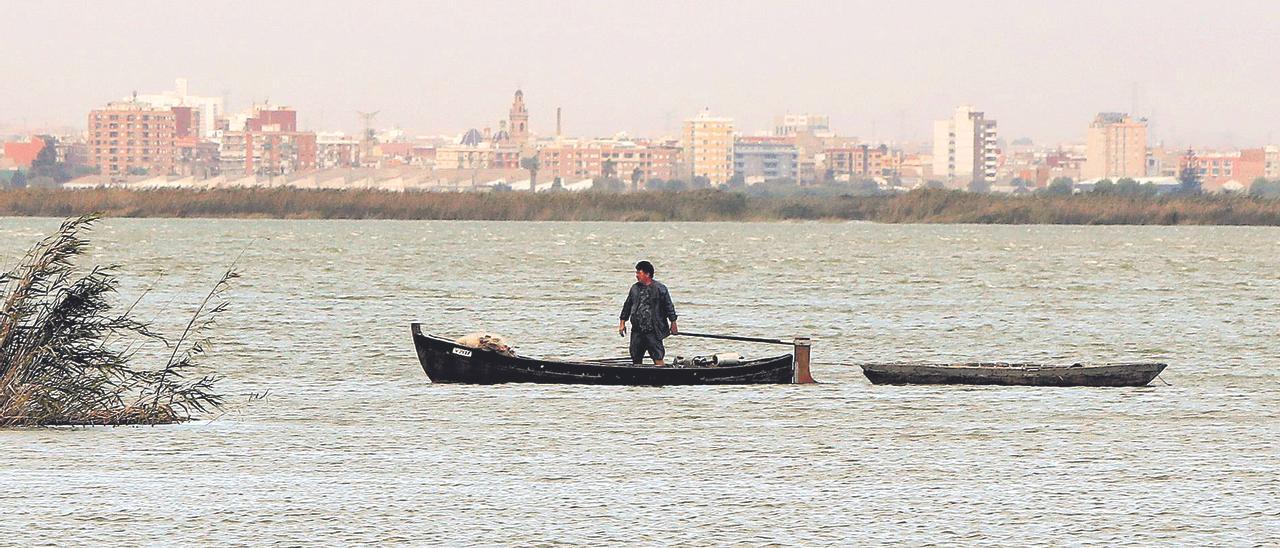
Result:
[413, 326, 792, 372]
[860, 362, 1168, 371]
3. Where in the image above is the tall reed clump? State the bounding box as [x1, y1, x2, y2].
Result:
[0, 215, 233, 426]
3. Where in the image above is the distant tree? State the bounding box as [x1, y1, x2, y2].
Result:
[966, 178, 991, 193]
[601, 158, 617, 180]
[1093, 179, 1115, 193]
[923, 179, 946, 190]
[1045, 177, 1073, 195]
[726, 173, 746, 189]
[690, 175, 711, 189]
[644, 178, 663, 191]
[1250, 178, 1280, 198]
[32, 136, 58, 169]
[30, 135, 75, 183]
[491, 182, 512, 192]
[11, 170, 28, 189]
[1115, 177, 1139, 195]
[629, 167, 643, 193]
[551, 177, 564, 191]
[1178, 148, 1202, 195]
[591, 177, 624, 193]
[665, 179, 688, 192]
[850, 179, 880, 195]
[520, 156, 539, 192]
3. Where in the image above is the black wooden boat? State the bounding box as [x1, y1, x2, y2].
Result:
[859, 362, 1167, 387]
[412, 323, 812, 385]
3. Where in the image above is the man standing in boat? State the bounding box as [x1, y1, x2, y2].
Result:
[618, 260, 679, 366]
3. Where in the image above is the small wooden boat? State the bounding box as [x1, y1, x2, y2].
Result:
[859, 361, 1167, 387]
[411, 323, 813, 385]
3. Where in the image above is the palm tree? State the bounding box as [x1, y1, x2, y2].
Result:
[1178, 148, 1202, 195]
[520, 156, 540, 192]
[602, 158, 617, 180]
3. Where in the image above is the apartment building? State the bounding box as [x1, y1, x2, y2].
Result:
[931, 105, 998, 187]
[733, 137, 798, 182]
[538, 139, 679, 183]
[1083, 113, 1148, 179]
[87, 101, 177, 178]
[681, 109, 735, 185]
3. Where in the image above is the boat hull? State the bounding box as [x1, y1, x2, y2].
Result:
[860, 362, 1167, 387]
[412, 324, 798, 385]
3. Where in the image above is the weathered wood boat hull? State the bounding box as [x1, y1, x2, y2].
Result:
[860, 362, 1167, 387]
[412, 324, 799, 385]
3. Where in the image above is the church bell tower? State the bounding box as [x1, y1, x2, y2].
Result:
[509, 89, 529, 145]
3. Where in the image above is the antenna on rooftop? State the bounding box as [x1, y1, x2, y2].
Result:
[357, 110, 379, 143]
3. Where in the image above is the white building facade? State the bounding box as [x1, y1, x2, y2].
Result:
[932, 105, 998, 188]
[132, 78, 224, 139]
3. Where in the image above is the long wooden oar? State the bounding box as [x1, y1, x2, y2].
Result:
[674, 331, 793, 346]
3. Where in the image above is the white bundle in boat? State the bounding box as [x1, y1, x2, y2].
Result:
[455, 332, 516, 356]
[672, 352, 742, 367]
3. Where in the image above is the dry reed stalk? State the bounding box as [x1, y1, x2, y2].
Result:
[0, 214, 232, 426]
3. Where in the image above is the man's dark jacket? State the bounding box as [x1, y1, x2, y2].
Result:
[620, 281, 678, 337]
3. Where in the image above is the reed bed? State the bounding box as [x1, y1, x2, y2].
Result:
[2, 188, 1280, 225]
[0, 215, 231, 426]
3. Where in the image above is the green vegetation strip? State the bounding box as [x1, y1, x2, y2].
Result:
[2, 188, 1280, 225]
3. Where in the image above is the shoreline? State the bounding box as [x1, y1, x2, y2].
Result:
[2, 187, 1279, 225]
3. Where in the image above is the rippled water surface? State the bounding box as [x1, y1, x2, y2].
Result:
[1, 218, 1277, 545]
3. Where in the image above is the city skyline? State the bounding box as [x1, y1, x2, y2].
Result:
[5, 1, 1279, 147]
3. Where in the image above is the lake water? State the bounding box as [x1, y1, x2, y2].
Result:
[1, 218, 1277, 545]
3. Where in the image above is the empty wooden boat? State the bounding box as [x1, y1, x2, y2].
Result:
[859, 362, 1167, 387]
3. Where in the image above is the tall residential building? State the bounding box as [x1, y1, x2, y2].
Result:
[87, 101, 178, 178]
[733, 137, 798, 182]
[681, 109, 734, 185]
[931, 105, 998, 187]
[1083, 113, 1148, 179]
[132, 78, 224, 139]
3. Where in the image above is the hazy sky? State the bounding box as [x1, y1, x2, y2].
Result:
[5, 1, 1279, 147]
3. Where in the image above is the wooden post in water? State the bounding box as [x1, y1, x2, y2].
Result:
[792, 337, 815, 384]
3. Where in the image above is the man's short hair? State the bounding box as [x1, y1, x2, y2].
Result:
[635, 261, 654, 276]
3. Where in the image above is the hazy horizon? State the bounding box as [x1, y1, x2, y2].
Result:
[5, 0, 1278, 147]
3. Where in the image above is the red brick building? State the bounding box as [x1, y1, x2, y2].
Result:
[220, 105, 316, 176]
[538, 141, 679, 183]
[2, 136, 45, 169]
[172, 106, 201, 139]
[1182, 149, 1266, 191]
[87, 101, 178, 178]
